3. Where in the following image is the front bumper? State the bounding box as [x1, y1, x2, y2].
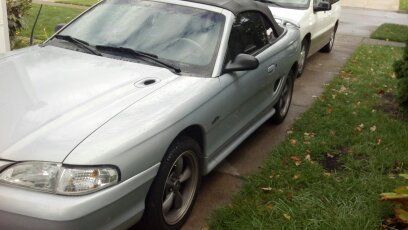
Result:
[0, 163, 160, 230]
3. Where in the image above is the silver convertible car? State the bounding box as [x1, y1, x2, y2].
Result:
[0, 0, 300, 229]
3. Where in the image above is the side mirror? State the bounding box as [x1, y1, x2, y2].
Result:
[55, 24, 66, 32]
[223, 54, 259, 73]
[314, 2, 331, 12]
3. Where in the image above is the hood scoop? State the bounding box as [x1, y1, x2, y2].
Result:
[135, 78, 160, 88]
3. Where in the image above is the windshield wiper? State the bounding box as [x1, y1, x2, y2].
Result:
[256, 0, 284, 7]
[54, 35, 102, 56]
[95, 45, 181, 74]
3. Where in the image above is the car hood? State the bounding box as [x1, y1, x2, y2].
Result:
[269, 6, 307, 26]
[0, 45, 178, 162]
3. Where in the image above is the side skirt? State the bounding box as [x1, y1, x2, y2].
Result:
[203, 107, 276, 175]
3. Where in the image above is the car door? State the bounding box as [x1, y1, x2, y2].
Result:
[206, 12, 283, 158]
[310, 0, 330, 53]
[329, 0, 341, 27]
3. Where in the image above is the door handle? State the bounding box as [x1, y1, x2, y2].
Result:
[268, 64, 277, 73]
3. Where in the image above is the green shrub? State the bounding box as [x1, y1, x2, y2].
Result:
[6, 0, 32, 47]
[394, 42, 408, 107]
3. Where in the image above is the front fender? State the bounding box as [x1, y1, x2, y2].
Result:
[64, 76, 221, 180]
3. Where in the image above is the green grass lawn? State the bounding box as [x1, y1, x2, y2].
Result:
[55, 0, 98, 7]
[209, 45, 408, 229]
[401, 0, 408, 11]
[371, 24, 408, 43]
[19, 4, 83, 41]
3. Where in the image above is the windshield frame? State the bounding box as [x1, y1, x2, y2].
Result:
[45, 0, 231, 78]
[266, 0, 311, 10]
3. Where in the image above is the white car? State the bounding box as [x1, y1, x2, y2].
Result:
[266, 0, 341, 76]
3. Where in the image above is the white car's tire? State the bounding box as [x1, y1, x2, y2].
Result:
[297, 39, 309, 77]
[320, 26, 337, 53]
[143, 136, 201, 230]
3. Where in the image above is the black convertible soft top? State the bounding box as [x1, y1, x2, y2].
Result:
[182, 0, 284, 35]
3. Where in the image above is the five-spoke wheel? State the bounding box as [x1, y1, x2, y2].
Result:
[162, 150, 199, 225]
[143, 136, 201, 230]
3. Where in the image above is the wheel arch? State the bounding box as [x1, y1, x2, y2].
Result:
[334, 20, 339, 31]
[173, 125, 205, 157]
[290, 61, 299, 77]
[303, 33, 312, 44]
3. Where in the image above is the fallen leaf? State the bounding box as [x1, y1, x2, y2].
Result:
[376, 138, 382, 145]
[305, 154, 312, 162]
[327, 106, 333, 113]
[290, 139, 297, 145]
[324, 172, 331, 177]
[339, 86, 347, 93]
[355, 124, 364, 132]
[283, 213, 291, 220]
[287, 130, 293, 135]
[327, 153, 335, 158]
[293, 174, 300, 180]
[267, 204, 274, 210]
[370, 126, 377, 132]
[304, 132, 316, 138]
[400, 174, 408, 180]
[395, 208, 408, 223]
[261, 187, 272, 192]
[290, 156, 302, 166]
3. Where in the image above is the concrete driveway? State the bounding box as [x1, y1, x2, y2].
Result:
[183, 7, 408, 230]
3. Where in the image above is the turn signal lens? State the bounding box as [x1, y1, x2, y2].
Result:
[56, 167, 118, 195]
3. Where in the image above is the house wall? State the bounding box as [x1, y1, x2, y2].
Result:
[0, 0, 10, 53]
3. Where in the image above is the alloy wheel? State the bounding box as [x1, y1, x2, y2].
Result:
[278, 77, 293, 117]
[329, 31, 335, 50]
[298, 44, 307, 74]
[162, 150, 199, 225]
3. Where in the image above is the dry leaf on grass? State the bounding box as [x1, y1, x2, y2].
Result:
[290, 156, 302, 166]
[290, 139, 297, 145]
[261, 187, 272, 192]
[283, 213, 291, 220]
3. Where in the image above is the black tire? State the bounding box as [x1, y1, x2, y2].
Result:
[320, 26, 337, 53]
[143, 136, 201, 230]
[271, 69, 295, 124]
[297, 38, 310, 77]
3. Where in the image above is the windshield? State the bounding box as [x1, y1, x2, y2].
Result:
[267, 0, 310, 9]
[57, 0, 226, 77]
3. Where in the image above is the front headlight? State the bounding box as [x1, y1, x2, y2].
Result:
[0, 162, 119, 195]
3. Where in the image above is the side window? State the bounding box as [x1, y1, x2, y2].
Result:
[314, 0, 334, 6]
[261, 15, 278, 43]
[225, 12, 274, 63]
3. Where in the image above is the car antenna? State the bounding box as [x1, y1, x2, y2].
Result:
[30, 4, 43, 46]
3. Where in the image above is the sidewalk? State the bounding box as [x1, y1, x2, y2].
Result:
[341, 0, 400, 11]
